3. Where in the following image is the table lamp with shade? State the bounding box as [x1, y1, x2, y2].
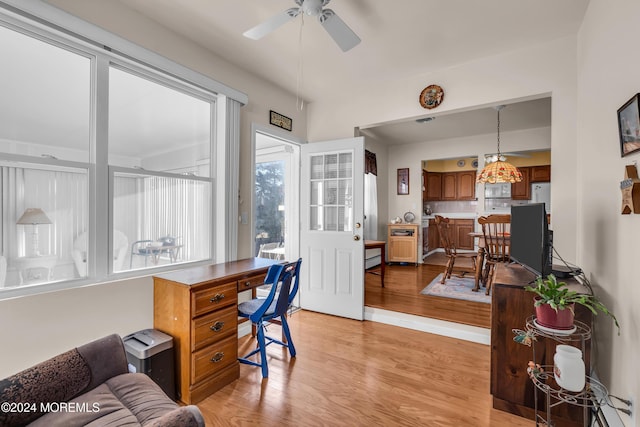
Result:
[16, 208, 52, 256]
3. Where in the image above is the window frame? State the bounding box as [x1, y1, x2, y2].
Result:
[0, 3, 240, 300]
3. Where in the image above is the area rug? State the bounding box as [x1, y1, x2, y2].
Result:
[420, 273, 491, 304]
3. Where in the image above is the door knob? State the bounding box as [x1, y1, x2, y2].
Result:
[353, 235, 361, 241]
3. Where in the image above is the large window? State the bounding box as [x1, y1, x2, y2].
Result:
[0, 13, 216, 294]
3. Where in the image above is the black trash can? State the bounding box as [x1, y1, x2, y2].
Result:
[123, 329, 176, 401]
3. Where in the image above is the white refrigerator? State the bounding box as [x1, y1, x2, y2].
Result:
[531, 182, 551, 212]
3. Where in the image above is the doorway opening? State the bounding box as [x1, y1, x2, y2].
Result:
[252, 130, 300, 264]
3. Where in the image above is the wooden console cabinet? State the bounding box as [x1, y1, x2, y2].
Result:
[491, 263, 592, 427]
[153, 258, 278, 404]
[388, 223, 419, 264]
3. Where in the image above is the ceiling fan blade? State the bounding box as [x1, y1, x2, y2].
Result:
[319, 9, 361, 52]
[243, 8, 300, 40]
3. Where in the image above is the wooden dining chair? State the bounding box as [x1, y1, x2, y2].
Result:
[478, 214, 511, 295]
[434, 215, 477, 284]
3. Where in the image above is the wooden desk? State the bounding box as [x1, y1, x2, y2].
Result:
[491, 263, 592, 426]
[365, 240, 386, 287]
[153, 257, 280, 404]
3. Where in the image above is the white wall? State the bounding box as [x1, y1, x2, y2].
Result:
[0, 0, 305, 378]
[576, 1, 640, 425]
[308, 36, 578, 264]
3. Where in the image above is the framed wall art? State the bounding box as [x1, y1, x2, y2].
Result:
[617, 93, 640, 157]
[397, 168, 409, 195]
[270, 110, 292, 131]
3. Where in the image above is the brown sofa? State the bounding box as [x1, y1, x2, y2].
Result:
[0, 334, 204, 427]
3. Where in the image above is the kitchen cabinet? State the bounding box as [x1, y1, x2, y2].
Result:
[425, 171, 442, 201]
[511, 166, 531, 200]
[427, 218, 474, 250]
[428, 219, 440, 250]
[425, 171, 476, 201]
[530, 165, 551, 182]
[456, 171, 477, 200]
[388, 223, 419, 264]
[442, 173, 457, 200]
[454, 219, 475, 250]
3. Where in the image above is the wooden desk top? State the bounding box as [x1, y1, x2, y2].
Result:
[494, 263, 590, 293]
[365, 240, 385, 248]
[154, 257, 280, 288]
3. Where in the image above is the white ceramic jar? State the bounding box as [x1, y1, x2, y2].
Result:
[553, 344, 585, 392]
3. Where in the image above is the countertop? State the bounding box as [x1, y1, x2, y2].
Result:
[422, 213, 478, 221]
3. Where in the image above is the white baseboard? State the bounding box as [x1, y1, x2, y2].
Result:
[364, 306, 490, 345]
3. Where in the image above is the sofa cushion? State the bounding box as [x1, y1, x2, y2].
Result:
[30, 373, 179, 427]
[0, 348, 92, 426]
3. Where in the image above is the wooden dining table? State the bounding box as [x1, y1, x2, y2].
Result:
[468, 232, 510, 292]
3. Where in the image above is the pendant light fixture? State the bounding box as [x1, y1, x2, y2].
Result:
[476, 105, 523, 184]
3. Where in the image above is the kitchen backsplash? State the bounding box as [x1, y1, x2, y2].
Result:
[423, 200, 478, 214]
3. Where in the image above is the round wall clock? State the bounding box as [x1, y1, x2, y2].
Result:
[419, 84, 444, 109]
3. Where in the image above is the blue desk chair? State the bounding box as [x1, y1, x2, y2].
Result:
[238, 259, 301, 378]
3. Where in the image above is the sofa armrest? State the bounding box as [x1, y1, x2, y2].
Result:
[146, 405, 205, 427]
[76, 334, 128, 391]
[0, 334, 129, 427]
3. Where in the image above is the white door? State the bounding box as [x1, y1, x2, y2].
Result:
[300, 137, 364, 320]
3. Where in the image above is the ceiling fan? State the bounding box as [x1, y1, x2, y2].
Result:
[243, 0, 361, 52]
[484, 152, 530, 164]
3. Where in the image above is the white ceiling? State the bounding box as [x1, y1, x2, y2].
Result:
[110, 0, 587, 145]
[20, 0, 587, 151]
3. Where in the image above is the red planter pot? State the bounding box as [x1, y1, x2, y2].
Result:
[534, 298, 575, 330]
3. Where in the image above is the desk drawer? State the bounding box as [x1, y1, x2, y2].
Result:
[192, 335, 237, 384]
[192, 305, 238, 352]
[192, 282, 237, 317]
[237, 273, 267, 292]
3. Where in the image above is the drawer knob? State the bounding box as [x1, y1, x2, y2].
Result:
[210, 321, 225, 332]
[210, 352, 224, 363]
[209, 293, 225, 303]
[244, 281, 252, 287]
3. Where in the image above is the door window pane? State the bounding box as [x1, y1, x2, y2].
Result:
[309, 151, 354, 232]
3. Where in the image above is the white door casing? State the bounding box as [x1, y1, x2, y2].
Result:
[300, 137, 364, 320]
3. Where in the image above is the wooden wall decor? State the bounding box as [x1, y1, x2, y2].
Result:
[620, 164, 640, 214]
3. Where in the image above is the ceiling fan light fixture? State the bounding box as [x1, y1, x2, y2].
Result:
[299, 0, 326, 16]
[477, 105, 523, 184]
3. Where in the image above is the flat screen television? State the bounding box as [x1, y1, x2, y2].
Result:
[510, 203, 552, 278]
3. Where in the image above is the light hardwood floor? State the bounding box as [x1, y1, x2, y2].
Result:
[196, 257, 528, 426]
[365, 254, 490, 328]
[198, 310, 529, 426]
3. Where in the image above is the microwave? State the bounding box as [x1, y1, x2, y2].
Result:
[484, 183, 511, 199]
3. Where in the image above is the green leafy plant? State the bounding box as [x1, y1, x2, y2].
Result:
[525, 274, 620, 334]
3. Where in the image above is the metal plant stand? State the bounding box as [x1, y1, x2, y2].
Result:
[523, 316, 607, 426]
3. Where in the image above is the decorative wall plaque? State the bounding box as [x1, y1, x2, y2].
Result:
[419, 84, 444, 109]
[269, 110, 292, 131]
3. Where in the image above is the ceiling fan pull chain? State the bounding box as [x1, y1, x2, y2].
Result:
[296, 13, 305, 111]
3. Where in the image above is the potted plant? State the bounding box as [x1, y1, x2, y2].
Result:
[525, 274, 620, 334]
